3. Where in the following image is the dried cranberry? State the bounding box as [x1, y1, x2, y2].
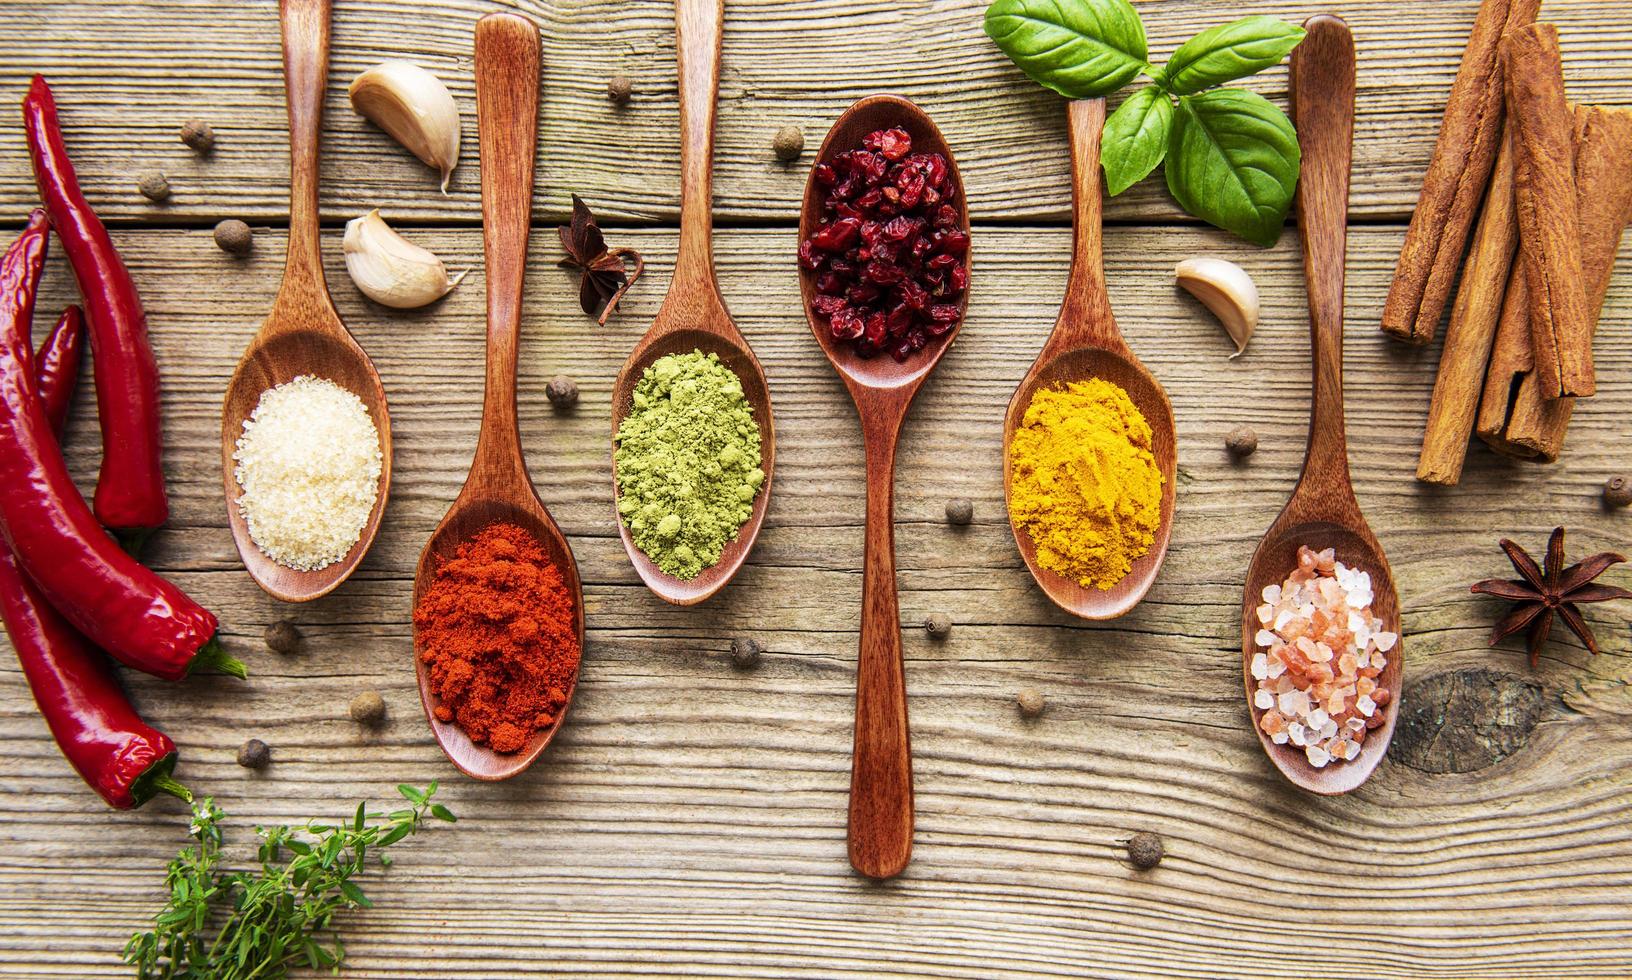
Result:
[798, 240, 824, 270]
[896, 169, 926, 209]
[890, 337, 915, 362]
[866, 128, 913, 161]
[933, 204, 959, 228]
[896, 279, 929, 311]
[937, 228, 970, 254]
[814, 162, 837, 187]
[848, 284, 881, 305]
[864, 312, 888, 348]
[812, 294, 847, 316]
[927, 253, 957, 271]
[881, 216, 921, 242]
[830, 307, 864, 340]
[886, 303, 915, 334]
[949, 262, 968, 293]
[815, 271, 844, 295]
[863, 260, 906, 286]
[928, 304, 961, 323]
[811, 217, 862, 252]
[911, 235, 936, 260]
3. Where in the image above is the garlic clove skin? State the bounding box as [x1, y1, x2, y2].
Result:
[1176, 257, 1260, 358]
[348, 61, 460, 194]
[343, 209, 466, 309]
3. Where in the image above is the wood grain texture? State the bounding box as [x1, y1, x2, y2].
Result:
[3, 0, 1632, 226]
[0, 223, 1627, 977]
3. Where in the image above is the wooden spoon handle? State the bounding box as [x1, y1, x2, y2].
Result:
[277, 0, 330, 295]
[1046, 99, 1123, 356]
[673, 0, 722, 290]
[1289, 16, 1356, 489]
[472, 12, 541, 471]
[848, 407, 913, 880]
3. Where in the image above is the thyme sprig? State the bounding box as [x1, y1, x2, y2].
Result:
[124, 783, 455, 980]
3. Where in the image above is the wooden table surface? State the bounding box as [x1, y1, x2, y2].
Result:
[1, 1, 1629, 977]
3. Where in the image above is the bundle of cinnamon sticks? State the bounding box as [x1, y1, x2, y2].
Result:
[1386, 0, 1632, 485]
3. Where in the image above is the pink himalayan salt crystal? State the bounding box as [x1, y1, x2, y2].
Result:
[1253, 545, 1396, 768]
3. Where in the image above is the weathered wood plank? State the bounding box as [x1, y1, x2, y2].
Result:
[0, 224, 1625, 977]
[0, 0, 1629, 226]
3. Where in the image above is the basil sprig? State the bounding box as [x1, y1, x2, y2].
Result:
[984, 1, 1304, 246]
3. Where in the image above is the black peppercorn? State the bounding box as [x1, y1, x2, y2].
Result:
[264, 619, 301, 654]
[349, 691, 387, 727]
[772, 125, 804, 162]
[237, 738, 271, 769]
[607, 75, 633, 105]
[1016, 687, 1045, 718]
[924, 613, 952, 639]
[137, 172, 171, 202]
[180, 119, 215, 153]
[546, 375, 579, 411]
[1225, 425, 1258, 459]
[945, 497, 974, 526]
[1126, 831, 1163, 870]
[730, 637, 762, 670]
[1604, 475, 1632, 508]
[214, 219, 252, 256]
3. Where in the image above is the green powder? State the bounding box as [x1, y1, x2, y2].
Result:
[614, 350, 765, 580]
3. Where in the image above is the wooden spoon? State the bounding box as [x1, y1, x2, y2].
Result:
[1001, 99, 1177, 620]
[798, 95, 970, 880]
[411, 12, 583, 782]
[220, 0, 391, 603]
[609, 0, 775, 605]
[1240, 15, 1401, 795]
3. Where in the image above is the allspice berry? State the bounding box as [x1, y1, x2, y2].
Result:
[264, 619, 301, 654]
[730, 636, 762, 670]
[237, 738, 271, 769]
[1604, 475, 1632, 508]
[180, 119, 215, 153]
[772, 125, 804, 162]
[546, 375, 580, 411]
[1016, 687, 1045, 718]
[1225, 425, 1258, 459]
[945, 497, 974, 526]
[137, 171, 171, 202]
[214, 219, 252, 256]
[349, 691, 387, 727]
[1126, 831, 1164, 870]
[607, 75, 633, 105]
[924, 613, 952, 639]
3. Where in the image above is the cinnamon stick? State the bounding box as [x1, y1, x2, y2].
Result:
[1503, 23, 1595, 399]
[1381, 0, 1540, 345]
[1504, 105, 1632, 460]
[1474, 265, 1537, 457]
[1417, 130, 1519, 485]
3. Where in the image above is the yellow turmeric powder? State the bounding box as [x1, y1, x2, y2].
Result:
[1007, 378, 1163, 590]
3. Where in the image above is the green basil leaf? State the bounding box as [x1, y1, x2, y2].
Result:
[1158, 16, 1305, 96]
[1166, 89, 1300, 246]
[984, 0, 1148, 99]
[1101, 86, 1173, 196]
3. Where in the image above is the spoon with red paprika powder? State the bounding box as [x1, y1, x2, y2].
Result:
[411, 11, 584, 782]
[220, 0, 392, 603]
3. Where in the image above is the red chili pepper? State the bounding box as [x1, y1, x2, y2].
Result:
[0, 225, 188, 810]
[35, 304, 82, 434]
[0, 215, 242, 682]
[23, 75, 168, 543]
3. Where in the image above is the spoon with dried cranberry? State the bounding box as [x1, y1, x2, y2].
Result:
[611, 0, 776, 605]
[1000, 98, 1177, 621]
[798, 95, 970, 880]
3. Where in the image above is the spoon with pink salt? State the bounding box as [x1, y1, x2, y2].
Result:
[1239, 15, 1402, 795]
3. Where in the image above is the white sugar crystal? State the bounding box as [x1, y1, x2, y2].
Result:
[1262, 584, 1282, 604]
[1272, 731, 1289, 745]
[1279, 690, 1309, 717]
[1257, 603, 1275, 625]
[1373, 631, 1397, 652]
[1346, 717, 1365, 732]
[1308, 708, 1329, 729]
[1255, 689, 1275, 710]
[1288, 723, 1306, 747]
[1357, 694, 1376, 718]
[1274, 609, 1294, 631]
[1251, 653, 1270, 680]
[1306, 744, 1330, 768]
[1321, 719, 1339, 740]
[1267, 660, 1287, 679]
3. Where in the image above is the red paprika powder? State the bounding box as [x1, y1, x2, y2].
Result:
[413, 522, 579, 753]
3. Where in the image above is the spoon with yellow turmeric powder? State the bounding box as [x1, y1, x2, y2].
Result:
[1002, 98, 1177, 620]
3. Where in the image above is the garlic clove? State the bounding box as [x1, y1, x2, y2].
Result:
[343, 209, 466, 309]
[1176, 257, 1260, 358]
[348, 61, 461, 193]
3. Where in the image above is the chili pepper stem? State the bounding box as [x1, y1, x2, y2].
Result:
[150, 774, 192, 803]
[190, 638, 248, 679]
[115, 527, 154, 558]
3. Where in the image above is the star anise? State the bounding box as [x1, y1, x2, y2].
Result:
[1470, 526, 1631, 667]
[557, 194, 643, 325]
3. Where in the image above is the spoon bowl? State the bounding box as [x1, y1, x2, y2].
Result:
[411, 11, 582, 782]
[1001, 98, 1177, 621]
[222, 0, 390, 603]
[799, 94, 968, 880]
[610, 0, 774, 606]
[1241, 15, 1402, 794]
